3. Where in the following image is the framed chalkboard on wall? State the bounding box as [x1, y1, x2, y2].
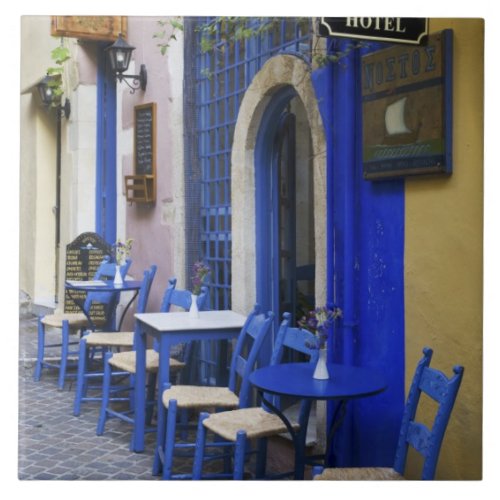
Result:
[135, 103, 156, 175]
[125, 102, 157, 202]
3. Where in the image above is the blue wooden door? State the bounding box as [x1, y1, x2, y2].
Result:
[95, 44, 117, 245]
[273, 110, 297, 324]
[256, 89, 316, 348]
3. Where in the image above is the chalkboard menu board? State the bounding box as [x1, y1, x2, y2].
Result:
[135, 103, 156, 175]
[64, 232, 113, 322]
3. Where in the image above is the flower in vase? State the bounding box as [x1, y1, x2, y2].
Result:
[298, 305, 342, 350]
[191, 261, 210, 295]
[113, 238, 133, 265]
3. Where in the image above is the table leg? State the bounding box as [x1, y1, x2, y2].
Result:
[260, 394, 312, 480]
[132, 325, 147, 453]
[152, 339, 171, 476]
[217, 340, 229, 386]
[116, 290, 139, 331]
[325, 399, 347, 467]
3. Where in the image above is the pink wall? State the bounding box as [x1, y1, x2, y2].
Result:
[120, 17, 181, 326]
[76, 44, 98, 85]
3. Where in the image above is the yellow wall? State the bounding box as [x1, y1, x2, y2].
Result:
[405, 19, 483, 479]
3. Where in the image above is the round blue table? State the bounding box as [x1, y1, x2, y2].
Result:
[65, 280, 143, 331]
[249, 362, 387, 479]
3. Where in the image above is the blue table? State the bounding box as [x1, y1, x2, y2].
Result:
[132, 310, 247, 471]
[65, 280, 142, 331]
[249, 362, 387, 479]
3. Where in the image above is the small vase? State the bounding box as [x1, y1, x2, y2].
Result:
[114, 264, 123, 287]
[313, 348, 329, 380]
[189, 293, 200, 318]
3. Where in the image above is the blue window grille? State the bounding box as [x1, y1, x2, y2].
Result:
[185, 17, 312, 311]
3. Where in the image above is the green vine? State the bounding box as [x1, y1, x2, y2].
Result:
[196, 18, 368, 79]
[155, 17, 369, 79]
[196, 17, 307, 52]
[154, 17, 184, 55]
[45, 41, 71, 106]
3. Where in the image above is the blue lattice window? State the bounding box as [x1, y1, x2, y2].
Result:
[185, 17, 312, 310]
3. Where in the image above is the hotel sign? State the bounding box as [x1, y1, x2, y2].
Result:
[361, 30, 453, 180]
[319, 17, 428, 45]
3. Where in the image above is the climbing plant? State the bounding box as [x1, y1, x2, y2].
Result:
[155, 17, 367, 66]
[195, 17, 368, 72]
[154, 17, 184, 55]
[44, 41, 71, 107]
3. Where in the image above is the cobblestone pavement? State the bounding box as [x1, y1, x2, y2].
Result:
[17, 315, 298, 481]
[18, 315, 160, 480]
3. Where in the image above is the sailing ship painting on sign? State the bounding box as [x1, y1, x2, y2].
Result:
[383, 96, 420, 145]
[362, 30, 453, 179]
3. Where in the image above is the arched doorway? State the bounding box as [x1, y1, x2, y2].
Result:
[230, 57, 329, 448]
[255, 89, 316, 329]
[230, 54, 327, 371]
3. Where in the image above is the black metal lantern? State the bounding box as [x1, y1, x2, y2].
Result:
[105, 34, 147, 93]
[36, 74, 56, 107]
[36, 74, 71, 118]
[34, 72, 71, 303]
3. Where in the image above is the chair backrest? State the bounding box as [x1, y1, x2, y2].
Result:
[150, 278, 209, 354]
[262, 312, 320, 411]
[159, 277, 209, 312]
[226, 304, 274, 409]
[393, 347, 464, 480]
[134, 265, 157, 314]
[271, 312, 320, 366]
[93, 256, 132, 281]
[83, 257, 132, 311]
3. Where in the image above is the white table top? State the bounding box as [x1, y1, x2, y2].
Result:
[135, 310, 247, 332]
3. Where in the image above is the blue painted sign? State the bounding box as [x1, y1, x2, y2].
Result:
[361, 30, 453, 179]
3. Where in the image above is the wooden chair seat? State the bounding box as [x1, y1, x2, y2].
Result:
[84, 331, 134, 347]
[202, 407, 299, 442]
[162, 385, 239, 410]
[72, 265, 155, 417]
[34, 257, 132, 390]
[96, 278, 209, 442]
[108, 349, 185, 374]
[41, 312, 89, 329]
[191, 313, 319, 480]
[314, 467, 404, 480]
[160, 305, 275, 480]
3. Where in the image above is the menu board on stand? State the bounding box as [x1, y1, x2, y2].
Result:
[64, 232, 113, 323]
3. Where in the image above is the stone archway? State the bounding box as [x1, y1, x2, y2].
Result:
[231, 54, 327, 315]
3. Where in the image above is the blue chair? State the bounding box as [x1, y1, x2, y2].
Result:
[34, 256, 131, 389]
[96, 278, 209, 439]
[159, 305, 275, 479]
[313, 347, 464, 480]
[190, 312, 317, 480]
[73, 265, 157, 416]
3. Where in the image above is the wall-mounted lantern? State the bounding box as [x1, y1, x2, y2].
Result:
[36, 74, 71, 118]
[35, 73, 71, 303]
[105, 33, 147, 93]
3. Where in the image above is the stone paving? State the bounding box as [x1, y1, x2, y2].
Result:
[18, 315, 161, 480]
[17, 314, 300, 481]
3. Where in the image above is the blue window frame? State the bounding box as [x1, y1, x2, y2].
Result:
[187, 17, 312, 310]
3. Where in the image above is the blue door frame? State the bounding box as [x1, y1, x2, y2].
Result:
[255, 45, 405, 466]
[312, 40, 405, 467]
[255, 86, 298, 360]
[95, 44, 117, 246]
